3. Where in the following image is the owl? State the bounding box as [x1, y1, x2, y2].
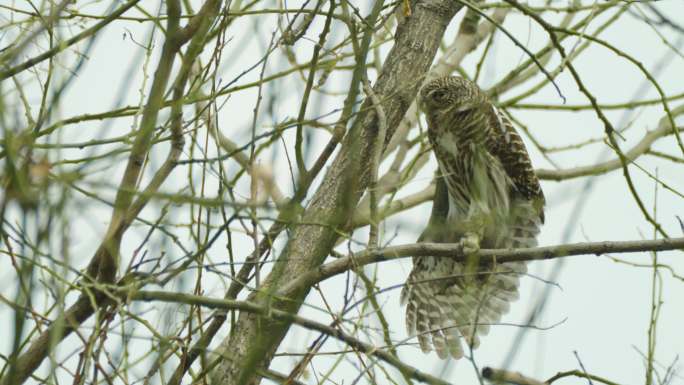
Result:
[400, 76, 545, 359]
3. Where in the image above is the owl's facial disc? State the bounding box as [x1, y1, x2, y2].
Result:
[420, 76, 481, 115]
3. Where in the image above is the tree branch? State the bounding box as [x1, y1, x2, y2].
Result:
[545, 370, 620, 385]
[0, 0, 141, 80]
[482, 367, 544, 385]
[0, 2, 223, 383]
[536, 118, 684, 181]
[279, 237, 684, 296]
[125, 289, 453, 385]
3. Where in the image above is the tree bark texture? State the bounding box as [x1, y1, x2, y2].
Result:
[212, 2, 464, 384]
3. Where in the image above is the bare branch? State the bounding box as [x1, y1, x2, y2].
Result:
[482, 367, 545, 385]
[125, 289, 454, 385]
[280, 237, 684, 295]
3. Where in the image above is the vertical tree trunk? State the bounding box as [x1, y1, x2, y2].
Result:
[212, 1, 463, 384]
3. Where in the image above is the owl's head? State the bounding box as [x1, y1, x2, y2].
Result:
[419, 76, 483, 114]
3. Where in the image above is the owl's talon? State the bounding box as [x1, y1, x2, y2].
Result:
[460, 232, 480, 256]
[461, 232, 481, 284]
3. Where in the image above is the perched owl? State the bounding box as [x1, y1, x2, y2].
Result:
[400, 76, 545, 359]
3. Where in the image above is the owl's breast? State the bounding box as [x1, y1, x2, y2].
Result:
[434, 141, 513, 246]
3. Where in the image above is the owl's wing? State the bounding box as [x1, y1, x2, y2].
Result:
[486, 105, 545, 223]
[486, 105, 544, 251]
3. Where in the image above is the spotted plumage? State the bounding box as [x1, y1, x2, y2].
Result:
[400, 76, 545, 359]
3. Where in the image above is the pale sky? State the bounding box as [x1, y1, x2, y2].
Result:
[1, 1, 683, 384]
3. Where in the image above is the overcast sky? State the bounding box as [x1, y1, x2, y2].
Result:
[1, 0, 683, 384]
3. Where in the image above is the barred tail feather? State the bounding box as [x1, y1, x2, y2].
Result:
[402, 258, 527, 359]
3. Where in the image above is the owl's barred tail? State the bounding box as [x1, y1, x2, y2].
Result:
[401, 261, 527, 359]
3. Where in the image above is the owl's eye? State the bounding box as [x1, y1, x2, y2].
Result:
[430, 90, 448, 103]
